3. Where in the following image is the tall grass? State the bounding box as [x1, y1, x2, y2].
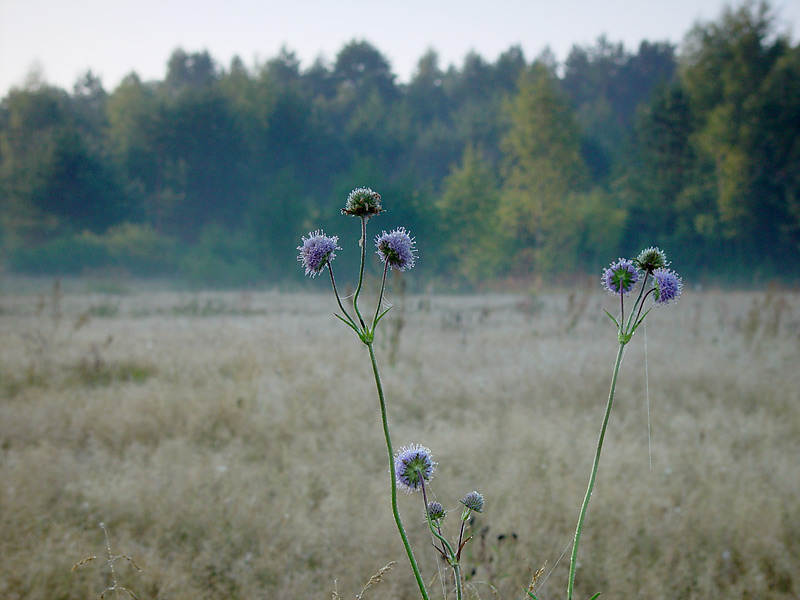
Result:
[0, 284, 798, 599]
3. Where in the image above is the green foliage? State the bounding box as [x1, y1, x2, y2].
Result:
[612, 0, 800, 279]
[563, 37, 676, 182]
[437, 144, 505, 282]
[179, 224, 262, 287]
[500, 62, 590, 275]
[101, 223, 180, 275]
[8, 232, 109, 275]
[2, 4, 800, 285]
[6, 225, 180, 276]
[574, 188, 627, 271]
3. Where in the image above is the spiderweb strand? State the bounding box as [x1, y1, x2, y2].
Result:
[534, 538, 572, 596]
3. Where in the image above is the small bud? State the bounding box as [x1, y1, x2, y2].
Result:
[460, 491, 484, 513]
[375, 227, 416, 271]
[634, 247, 668, 274]
[297, 230, 340, 277]
[601, 258, 639, 296]
[394, 444, 436, 493]
[426, 501, 446, 522]
[652, 268, 683, 306]
[342, 187, 382, 218]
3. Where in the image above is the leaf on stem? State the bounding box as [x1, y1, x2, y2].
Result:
[334, 312, 361, 335]
[603, 309, 620, 329]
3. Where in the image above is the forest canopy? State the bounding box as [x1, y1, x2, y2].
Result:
[1, 1, 798, 287]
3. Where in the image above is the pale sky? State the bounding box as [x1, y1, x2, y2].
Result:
[1, 0, 798, 96]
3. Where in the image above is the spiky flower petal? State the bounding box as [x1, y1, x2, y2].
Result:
[461, 491, 484, 513]
[376, 227, 416, 271]
[297, 230, 340, 277]
[634, 247, 668, 273]
[342, 187, 382, 218]
[394, 444, 435, 493]
[601, 258, 640, 296]
[652, 268, 683, 306]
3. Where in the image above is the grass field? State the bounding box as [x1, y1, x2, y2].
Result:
[0, 279, 798, 599]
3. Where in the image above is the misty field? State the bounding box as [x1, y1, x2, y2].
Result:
[0, 280, 798, 599]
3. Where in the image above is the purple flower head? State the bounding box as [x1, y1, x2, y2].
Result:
[375, 227, 416, 271]
[297, 230, 340, 277]
[601, 258, 640, 296]
[652, 268, 683, 306]
[342, 187, 382, 218]
[460, 491, 484, 513]
[394, 443, 435, 493]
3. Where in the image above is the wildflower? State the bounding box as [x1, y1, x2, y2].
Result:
[601, 258, 639, 296]
[634, 247, 668, 274]
[394, 444, 436, 493]
[342, 187, 383, 218]
[426, 501, 445, 522]
[652, 268, 683, 306]
[460, 491, 484, 513]
[297, 230, 340, 277]
[376, 227, 416, 271]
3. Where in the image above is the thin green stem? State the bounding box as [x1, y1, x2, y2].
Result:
[626, 272, 651, 334]
[420, 478, 462, 600]
[367, 341, 430, 600]
[327, 263, 358, 331]
[372, 261, 390, 330]
[453, 562, 463, 600]
[352, 217, 368, 330]
[419, 478, 446, 558]
[632, 287, 656, 330]
[567, 341, 626, 600]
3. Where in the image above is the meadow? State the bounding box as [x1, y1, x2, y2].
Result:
[0, 279, 798, 599]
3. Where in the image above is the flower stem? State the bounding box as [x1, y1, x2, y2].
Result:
[327, 263, 358, 331]
[567, 340, 626, 600]
[372, 261, 390, 330]
[352, 217, 368, 331]
[420, 478, 462, 600]
[367, 341, 430, 600]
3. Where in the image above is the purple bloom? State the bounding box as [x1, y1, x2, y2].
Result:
[652, 268, 683, 306]
[297, 230, 340, 277]
[376, 227, 416, 271]
[602, 258, 640, 296]
[460, 491, 484, 513]
[394, 443, 435, 493]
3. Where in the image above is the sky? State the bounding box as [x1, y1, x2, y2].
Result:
[1, 0, 799, 96]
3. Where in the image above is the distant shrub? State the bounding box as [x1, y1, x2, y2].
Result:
[8, 233, 109, 275]
[179, 224, 263, 287]
[102, 223, 180, 276]
[8, 223, 181, 278]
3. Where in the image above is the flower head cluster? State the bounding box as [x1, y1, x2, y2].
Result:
[376, 227, 416, 271]
[426, 501, 446, 522]
[461, 490, 484, 513]
[634, 247, 668, 274]
[652, 268, 683, 306]
[297, 230, 340, 277]
[602, 258, 640, 296]
[342, 187, 382, 218]
[394, 443, 436, 493]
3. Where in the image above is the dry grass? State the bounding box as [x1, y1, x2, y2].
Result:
[0, 280, 798, 599]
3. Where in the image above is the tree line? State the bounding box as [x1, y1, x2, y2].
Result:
[1, 1, 798, 286]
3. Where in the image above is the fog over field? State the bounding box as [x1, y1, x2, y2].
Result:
[0, 281, 797, 599]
